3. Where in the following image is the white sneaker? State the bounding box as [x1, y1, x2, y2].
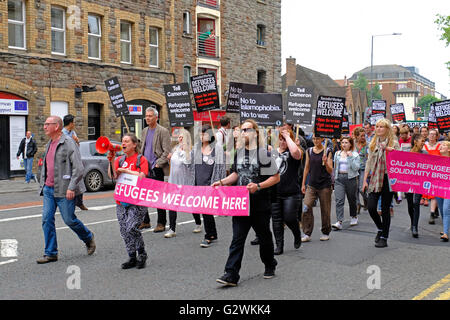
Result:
[164, 229, 176, 238]
[350, 217, 358, 226]
[193, 225, 202, 233]
[301, 235, 311, 242]
[320, 234, 330, 241]
[332, 221, 342, 230]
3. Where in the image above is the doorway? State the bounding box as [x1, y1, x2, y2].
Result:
[88, 103, 102, 140]
[0, 116, 10, 179]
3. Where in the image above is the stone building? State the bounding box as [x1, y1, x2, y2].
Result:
[0, 0, 281, 179]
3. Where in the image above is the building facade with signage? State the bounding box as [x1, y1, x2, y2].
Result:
[0, 0, 281, 179]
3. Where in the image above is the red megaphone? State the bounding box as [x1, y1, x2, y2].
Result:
[95, 136, 122, 154]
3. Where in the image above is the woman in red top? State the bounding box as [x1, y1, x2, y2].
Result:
[423, 128, 441, 224]
[108, 133, 149, 270]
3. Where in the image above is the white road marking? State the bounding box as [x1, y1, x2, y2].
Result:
[0, 204, 117, 223]
[0, 259, 18, 266]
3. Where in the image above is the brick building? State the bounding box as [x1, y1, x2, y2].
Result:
[0, 0, 281, 179]
[346, 64, 436, 120]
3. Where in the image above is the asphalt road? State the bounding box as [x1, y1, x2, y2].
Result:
[1, 189, 449, 301]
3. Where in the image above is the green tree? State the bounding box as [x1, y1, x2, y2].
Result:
[417, 94, 440, 119]
[435, 14, 450, 70]
[352, 74, 383, 106]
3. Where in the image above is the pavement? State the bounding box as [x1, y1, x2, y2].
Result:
[0, 178, 40, 195]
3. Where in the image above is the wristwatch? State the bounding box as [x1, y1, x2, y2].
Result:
[257, 183, 261, 191]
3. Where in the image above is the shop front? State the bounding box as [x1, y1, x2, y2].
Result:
[0, 92, 28, 180]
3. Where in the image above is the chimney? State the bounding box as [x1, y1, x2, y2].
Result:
[286, 56, 296, 86]
[344, 75, 348, 86]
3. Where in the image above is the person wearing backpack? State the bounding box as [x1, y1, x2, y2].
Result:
[108, 133, 149, 270]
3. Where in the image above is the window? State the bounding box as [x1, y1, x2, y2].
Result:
[257, 24, 266, 46]
[257, 70, 266, 87]
[149, 27, 159, 67]
[183, 11, 191, 34]
[397, 83, 407, 90]
[183, 66, 191, 85]
[8, 0, 26, 49]
[51, 6, 66, 55]
[88, 15, 101, 59]
[120, 21, 131, 64]
[50, 101, 68, 121]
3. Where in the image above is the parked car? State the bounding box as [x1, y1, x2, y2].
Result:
[37, 140, 123, 192]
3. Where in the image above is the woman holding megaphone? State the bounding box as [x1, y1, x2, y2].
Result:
[107, 133, 150, 270]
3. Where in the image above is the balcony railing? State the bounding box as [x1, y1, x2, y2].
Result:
[198, 35, 219, 58]
[198, 0, 219, 9]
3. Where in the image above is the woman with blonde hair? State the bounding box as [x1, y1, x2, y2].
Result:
[362, 118, 399, 248]
[164, 128, 196, 238]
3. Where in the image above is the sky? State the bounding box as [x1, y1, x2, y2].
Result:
[281, 0, 450, 97]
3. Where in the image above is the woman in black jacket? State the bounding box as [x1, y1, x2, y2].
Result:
[16, 131, 38, 183]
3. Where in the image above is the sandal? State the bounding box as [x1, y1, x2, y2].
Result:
[440, 234, 449, 242]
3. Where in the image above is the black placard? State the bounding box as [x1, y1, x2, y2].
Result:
[390, 103, 406, 124]
[285, 86, 313, 125]
[434, 99, 450, 134]
[371, 100, 386, 124]
[105, 77, 129, 116]
[428, 104, 438, 129]
[239, 93, 283, 127]
[164, 83, 194, 128]
[342, 106, 349, 135]
[226, 82, 264, 113]
[314, 95, 345, 139]
[190, 73, 220, 113]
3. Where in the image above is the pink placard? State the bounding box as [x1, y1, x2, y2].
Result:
[113, 174, 250, 216]
[386, 150, 450, 199]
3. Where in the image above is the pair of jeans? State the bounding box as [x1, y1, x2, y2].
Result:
[406, 193, 422, 229]
[302, 185, 332, 236]
[271, 194, 301, 248]
[42, 185, 93, 256]
[437, 198, 450, 236]
[23, 157, 36, 182]
[143, 167, 166, 225]
[367, 175, 394, 239]
[334, 173, 358, 222]
[224, 209, 275, 282]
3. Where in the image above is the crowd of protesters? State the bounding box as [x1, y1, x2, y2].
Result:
[32, 108, 450, 287]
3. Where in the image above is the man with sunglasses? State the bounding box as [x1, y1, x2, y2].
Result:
[37, 116, 95, 264]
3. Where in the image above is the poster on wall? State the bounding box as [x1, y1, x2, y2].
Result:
[10, 116, 26, 171]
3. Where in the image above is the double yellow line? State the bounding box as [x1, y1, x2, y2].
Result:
[413, 274, 450, 300]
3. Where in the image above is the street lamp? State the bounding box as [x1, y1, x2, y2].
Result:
[369, 32, 402, 116]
